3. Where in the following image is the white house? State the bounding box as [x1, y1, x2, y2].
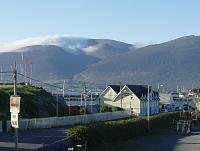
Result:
[98, 85, 159, 116]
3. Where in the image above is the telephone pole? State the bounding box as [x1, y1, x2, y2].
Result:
[13, 62, 18, 151]
[63, 80, 65, 98]
[120, 82, 122, 108]
[147, 85, 150, 131]
[56, 91, 59, 117]
[83, 82, 87, 108]
[30, 63, 33, 85]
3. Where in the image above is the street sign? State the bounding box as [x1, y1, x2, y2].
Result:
[11, 112, 18, 128]
[10, 96, 21, 113]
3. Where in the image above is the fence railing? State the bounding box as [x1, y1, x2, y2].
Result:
[6, 110, 131, 131]
[0, 121, 2, 132]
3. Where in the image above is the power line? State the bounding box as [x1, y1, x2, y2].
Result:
[0, 71, 12, 74]
[17, 73, 63, 90]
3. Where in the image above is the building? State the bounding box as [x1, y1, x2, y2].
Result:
[64, 92, 100, 114]
[98, 85, 159, 116]
[170, 92, 196, 110]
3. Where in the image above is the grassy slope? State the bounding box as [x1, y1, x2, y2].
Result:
[0, 85, 68, 119]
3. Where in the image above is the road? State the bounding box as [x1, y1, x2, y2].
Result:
[2, 124, 200, 151]
[125, 124, 200, 151]
[0, 127, 69, 151]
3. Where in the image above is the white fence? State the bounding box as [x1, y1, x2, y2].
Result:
[7, 110, 131, 131]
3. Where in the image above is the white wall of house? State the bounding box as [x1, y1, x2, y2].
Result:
[99, 85, 159, 116]
[99, 87, 118, 106]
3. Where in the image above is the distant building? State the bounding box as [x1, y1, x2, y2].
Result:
[98, 85, 159, 116]
[62, 92, 100, 114]
[63, 92, 99, 107]
[170, 92, 196, 109]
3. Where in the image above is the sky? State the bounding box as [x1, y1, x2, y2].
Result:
[0, 0, 200, 44]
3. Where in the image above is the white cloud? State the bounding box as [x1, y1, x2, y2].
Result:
[0, 34, 87, 53]
[83, 46, 99, 54]
[134, 41, 155, 48]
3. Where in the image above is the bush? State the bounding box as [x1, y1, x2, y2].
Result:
[150, 112, 179, 130]
[79, 107, 89, 115]
[68, 125, 88, 142]
[101, 106, 112, 112]
[112, 106, 123, 112]
[68, 112, 180, 147]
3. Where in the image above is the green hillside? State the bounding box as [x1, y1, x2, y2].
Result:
[0, 85, 68, 119]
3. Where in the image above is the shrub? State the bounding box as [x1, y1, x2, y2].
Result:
[68, 112, 179, 147]
[79, 107, 89, 115]
[150, 112, 179, 130]
[112, 106, 123, 112]
[101, 106, 112, 112]
[68, 125, 88, 142]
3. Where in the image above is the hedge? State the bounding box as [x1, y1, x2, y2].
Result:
[68, 112, 179, 147]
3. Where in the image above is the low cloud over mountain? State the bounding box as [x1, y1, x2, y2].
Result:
[0, 35, 136, 58]
[1, 35, 200, 89]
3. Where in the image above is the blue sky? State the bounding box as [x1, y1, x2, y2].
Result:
[0, 0, 200, 44]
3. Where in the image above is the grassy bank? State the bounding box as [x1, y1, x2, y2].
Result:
[0, 85, 68, 119]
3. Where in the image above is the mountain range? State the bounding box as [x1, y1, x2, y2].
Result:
[0, 35, 200, 90]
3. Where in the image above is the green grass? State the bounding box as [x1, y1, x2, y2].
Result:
[0, 85, 68, 119]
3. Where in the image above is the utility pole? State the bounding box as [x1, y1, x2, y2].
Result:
[24, 64, 27, 83]
[83, 82, 87, 108]
[68, 96, 71, 116]
[30, 63, 33, 85]
[90, 91, 93, 113]
[56, 92, 59, 117]
[81, 93, 83, 106]
[13, 62, 18, 151]
[120, 82, 122, 108]
[0, 65, 2, 81]
[62, 80, 65, 98]
[147, 85, 150, 131]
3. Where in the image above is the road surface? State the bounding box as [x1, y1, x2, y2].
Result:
[126, 124, 200, 151]
[0, 127, 68, 151]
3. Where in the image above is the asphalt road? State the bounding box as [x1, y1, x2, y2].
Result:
[126, 124, 200, 151]
[0, 127, 69, 151]
[2, 124, 200, 151]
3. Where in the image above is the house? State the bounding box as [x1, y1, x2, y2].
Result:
[98, 85, 159, 116]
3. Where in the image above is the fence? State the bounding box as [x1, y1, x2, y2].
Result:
[7, 110, 131, 131]
[0, 121, 2, 132]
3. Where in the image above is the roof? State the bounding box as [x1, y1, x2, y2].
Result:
[108, 84, 158, 100]
[109, 85, 121, 94]
[126, 85, 149, 98]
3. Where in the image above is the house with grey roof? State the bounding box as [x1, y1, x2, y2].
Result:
[98, 84, 159, 116]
